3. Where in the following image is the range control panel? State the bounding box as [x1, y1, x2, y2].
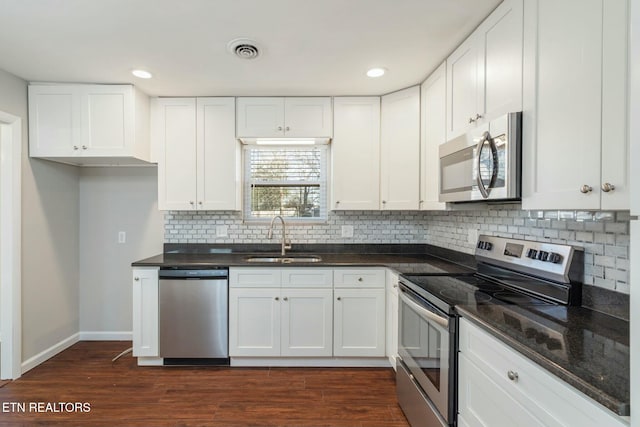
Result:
[475, 234, 580, 284]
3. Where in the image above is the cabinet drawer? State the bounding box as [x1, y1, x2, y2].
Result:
[333, 268, 385, 288]
[459, 318, 627, 427]
[230, 267, 281, 287]
[281, 268, 333, 288]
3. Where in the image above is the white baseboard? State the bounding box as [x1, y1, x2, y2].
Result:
[79, 331, 132, 341]
[230, 357, 391, 368]
[21, 332, 80, 374]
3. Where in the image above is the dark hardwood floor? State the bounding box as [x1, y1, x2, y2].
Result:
[0, 341, 409, 426]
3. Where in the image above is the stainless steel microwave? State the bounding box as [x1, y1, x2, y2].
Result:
[439, 112, 521, 203]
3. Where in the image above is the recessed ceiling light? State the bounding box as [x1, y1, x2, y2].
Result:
[131, 69, 153, 79]
[366, 68, 386, 78]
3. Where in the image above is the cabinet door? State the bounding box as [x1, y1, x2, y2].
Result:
[459, 354, 543, 427]
[28, 85, 81, 157]
[522, 0, 603, 210]
[132, 268, 159, 357]
[236, 97, 285, 137]
[281, 289, 333, 357]
[156, 98, 197, 211]
[229, 288, 281, 357]
[197, 97, 241, 210]
[446, 36, 482, 140]
[420, 64, 447, 211]
[284, 97, 332, 137]
[600, 0, 630, 210]
[380, 86, 420, 210]
[81, 85, 133, 156]
[331, 97, 381, 210]
[333, 288, 386, 357]
[479, 0, 524, 122]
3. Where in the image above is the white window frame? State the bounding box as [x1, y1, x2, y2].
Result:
[243, 144, 329, 223]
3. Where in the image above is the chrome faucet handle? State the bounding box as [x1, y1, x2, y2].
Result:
[284, 238, 292, 250]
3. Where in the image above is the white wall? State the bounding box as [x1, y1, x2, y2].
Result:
[0, 68, 80, 363]
[79, 167, 163, 336]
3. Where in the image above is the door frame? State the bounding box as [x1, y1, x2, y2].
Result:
[0, 110, 22, 379]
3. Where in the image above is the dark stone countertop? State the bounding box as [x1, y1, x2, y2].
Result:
[457, 304, 630, 416]
[131, 243, 477, 275]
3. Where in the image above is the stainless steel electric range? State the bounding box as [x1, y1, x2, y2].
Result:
[396, 235, 583, 427]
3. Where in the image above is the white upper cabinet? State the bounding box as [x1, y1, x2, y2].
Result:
[28, 84, 150, 165]
[236, 97, 332, 138]
[420, 63, 447, 211]
[155, 97, 240, 211]
[446, 0, 524, 140]
[331, 97, 381, 210]
[381, 86, 421, 210]
[522, 0, 629, 210]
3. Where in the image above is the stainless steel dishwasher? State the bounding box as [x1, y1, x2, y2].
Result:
[159, 267, 229, 365]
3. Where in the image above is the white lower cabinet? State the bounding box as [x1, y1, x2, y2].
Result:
[333, 288, 386, 357]
[458, 318, 628, 427]
[229, 267, 333, 357]
[132, 267, 159, 357]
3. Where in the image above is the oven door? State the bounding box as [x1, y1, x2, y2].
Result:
[398, 284, 451, 424]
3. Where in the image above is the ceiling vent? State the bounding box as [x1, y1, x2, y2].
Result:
[227, 38, 261, 60]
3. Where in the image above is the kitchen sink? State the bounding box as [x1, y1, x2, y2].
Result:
[244, 255, 322, 263]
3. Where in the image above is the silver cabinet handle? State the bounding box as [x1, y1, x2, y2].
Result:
[601, 183, 615, 193]
[285, 126, 290, 131]
[507, 370, 519, 381]
[580, 185, 593, 194]
[82, 145, 87, 150]
[336, 297, 341, 301]
[73, 146, 79, 150]
[277, 126, 283, 131]
[134, 277, 140, 281]
[198, 201, 203, 205]
[275, 297, 280, 301]
[475, 113, 483, 120]
[469, 117, 476, 124]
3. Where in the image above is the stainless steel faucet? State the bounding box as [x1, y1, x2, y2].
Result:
[267, 215, 292, 256]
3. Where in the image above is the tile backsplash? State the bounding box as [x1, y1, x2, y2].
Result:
[164, 205, 630, 294]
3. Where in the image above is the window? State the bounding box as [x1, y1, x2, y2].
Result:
[243, 145, 328, 221]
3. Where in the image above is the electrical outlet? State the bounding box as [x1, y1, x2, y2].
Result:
[216, 225, 228, 238]
[467, 229, 478, 244]
[118, 231, 126, 244]
[341, 225, 354, 238]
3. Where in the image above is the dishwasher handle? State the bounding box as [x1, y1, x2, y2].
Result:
[159, 268, 228, 280]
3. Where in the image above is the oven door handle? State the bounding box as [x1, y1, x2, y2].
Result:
[399, 290, 449, 328]
[475, 131, 498, 199]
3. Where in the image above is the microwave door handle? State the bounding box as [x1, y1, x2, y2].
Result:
[399, 290, 449, 328]
[476, 131, 499, 198]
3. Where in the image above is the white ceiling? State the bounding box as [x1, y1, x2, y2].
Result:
[0, 0, 501, 96]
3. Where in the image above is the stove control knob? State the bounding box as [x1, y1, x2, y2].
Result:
[537, 251, 549, 261]
[477, 241, 484, 249]
[547, 252, 562, 263]
[524, 327, 537, 339]
[526, 249, 538, 259]
[535, 332, 548, 345]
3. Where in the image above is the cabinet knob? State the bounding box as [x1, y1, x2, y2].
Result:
[335, 201, 340, 205]
[579, 185, 593, 194]
[277, 126, 283, 131]
[336, 297, 341, 301]
[82, 145, 87, 150]
[283, 297, 288, 301]
[275, 297, 280, 301]
[475, 113, 483, 120]
[73, 146, 79, 150]
[382, 200, 387, 204]
[358, 277, 363, 282]
[190, 201, 195, 205]
[285, 126, 290, 131]
[469, 117, 476, 124]
[134, 277, 140, 281]
[507, 370, 519, 381]
[601, 183, 615, 193]
[198, 201, 203, 205]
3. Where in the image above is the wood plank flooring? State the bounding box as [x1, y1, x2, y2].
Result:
[0, 342, 409, 426]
